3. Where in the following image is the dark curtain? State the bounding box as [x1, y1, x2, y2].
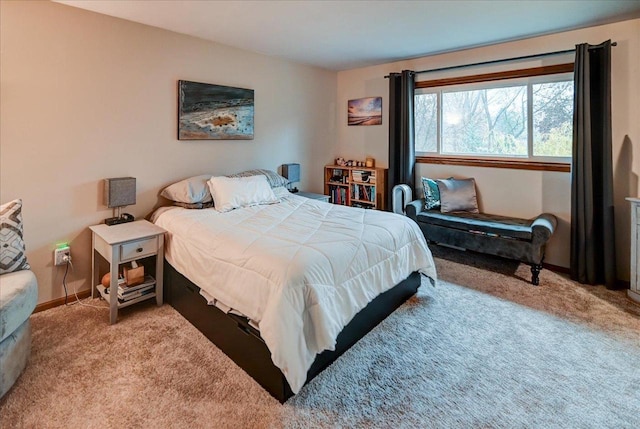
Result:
[388, 70, 415, 209]
[570, 40, 617, 289]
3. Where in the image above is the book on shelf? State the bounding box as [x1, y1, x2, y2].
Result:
[118, 286, 155, 302]
[330, 169, 347, 184]
[117, 275, 155, 294]
[352, 170, 374, 184]
[118, 282, 156, 295]
[329, 185, 347, 205]
[351, 184, 375, 202]
[351, 202, 374, 209]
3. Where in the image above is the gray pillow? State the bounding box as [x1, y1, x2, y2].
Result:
[421, 176, 454, 210]
[173, 201, 215, 209]
[161, 175, 213, 203]
[226, 169, 289, 189]
[436, 178, 479, 213]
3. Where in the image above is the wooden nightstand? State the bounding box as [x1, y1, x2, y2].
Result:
[90, 220, 166, 324]
[296, 191, 330, 203]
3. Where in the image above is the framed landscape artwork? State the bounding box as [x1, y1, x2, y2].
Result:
[178, 80, 254, 140]
[348, 97, 382, 126]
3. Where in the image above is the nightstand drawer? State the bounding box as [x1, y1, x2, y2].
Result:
[120, 237, 157, 261]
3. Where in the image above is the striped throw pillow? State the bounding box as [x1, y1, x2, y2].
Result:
[227, 169, 289, 189]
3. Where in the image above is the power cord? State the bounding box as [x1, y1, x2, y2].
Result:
[62, 256, 70, 305]
[61, 255, 107, 310]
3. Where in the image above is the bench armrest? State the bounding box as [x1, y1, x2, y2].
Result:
[405, 199, 425, 222]
[531, 213, 557, 245]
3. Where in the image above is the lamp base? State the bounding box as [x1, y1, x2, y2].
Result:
[105, 214, 135, 226]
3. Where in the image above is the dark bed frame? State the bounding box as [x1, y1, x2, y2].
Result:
[164, 262, 421, 403]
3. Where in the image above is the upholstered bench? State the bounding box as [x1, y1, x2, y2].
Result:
[405, 200, 557, 285]
[1, 198, 37, 398]
[0, 270, 37, 397]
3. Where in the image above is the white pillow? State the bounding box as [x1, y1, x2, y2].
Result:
[160, 175, 213, 203]
[207, 175, 279, 212]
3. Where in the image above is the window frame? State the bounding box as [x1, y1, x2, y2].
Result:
[414, 63, 574, 172]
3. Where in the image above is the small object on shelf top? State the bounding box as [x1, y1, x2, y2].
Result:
[331, 162, 378, 169]
[334, 157, 374, 168]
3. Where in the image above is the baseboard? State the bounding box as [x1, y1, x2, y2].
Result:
[616, 279, 631, 290]
[542, 262, 570, 274]
[542, 263, 630, 289]
[34, 289, 91, 313]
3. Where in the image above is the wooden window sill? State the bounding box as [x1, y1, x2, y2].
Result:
[416, 156, 570, 172]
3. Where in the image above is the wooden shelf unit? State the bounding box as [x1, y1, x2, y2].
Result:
[324, 165, 387, 210]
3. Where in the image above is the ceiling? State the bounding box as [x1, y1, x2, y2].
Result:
[56, 0, 640, 71]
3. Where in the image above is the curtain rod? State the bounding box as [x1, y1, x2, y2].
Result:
[385, 42, 617, 78]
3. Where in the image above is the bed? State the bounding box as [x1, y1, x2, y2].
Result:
[153, 181, 437, 402]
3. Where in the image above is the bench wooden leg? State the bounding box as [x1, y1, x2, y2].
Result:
[531, 264, 542, 285]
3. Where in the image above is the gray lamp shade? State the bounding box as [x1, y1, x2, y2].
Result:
[104, 177, 136, 208]
[282, 163, 300, 183]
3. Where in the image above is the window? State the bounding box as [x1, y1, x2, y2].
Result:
[531, 81, 574, 157]
[415, 66, 574, 166]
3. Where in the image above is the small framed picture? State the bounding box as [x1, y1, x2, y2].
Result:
[348, 97, 382, 126]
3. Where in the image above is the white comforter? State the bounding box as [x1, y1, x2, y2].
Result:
[153, 189, 437, 393]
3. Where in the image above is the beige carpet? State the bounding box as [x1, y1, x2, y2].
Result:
[1, 247, 639, 428]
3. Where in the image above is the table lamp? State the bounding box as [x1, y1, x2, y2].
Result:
[104, 177, 136, 225]
[282, 163, 300, 193]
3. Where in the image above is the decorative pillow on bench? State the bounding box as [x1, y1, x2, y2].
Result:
[436, 178, 479, 213]
[421, 177, 441, 210]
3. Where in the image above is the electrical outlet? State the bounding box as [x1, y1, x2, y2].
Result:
[54, 245, 71, 266]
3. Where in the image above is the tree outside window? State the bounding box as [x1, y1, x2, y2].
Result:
[415, 76, 573, 161]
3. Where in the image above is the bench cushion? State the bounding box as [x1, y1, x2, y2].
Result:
[0, 270, 37, 343]
[416, 210, 534, 241]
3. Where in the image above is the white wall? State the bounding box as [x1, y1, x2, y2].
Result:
[337, 19, 640, 278]
[0, 1, 336, 304]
